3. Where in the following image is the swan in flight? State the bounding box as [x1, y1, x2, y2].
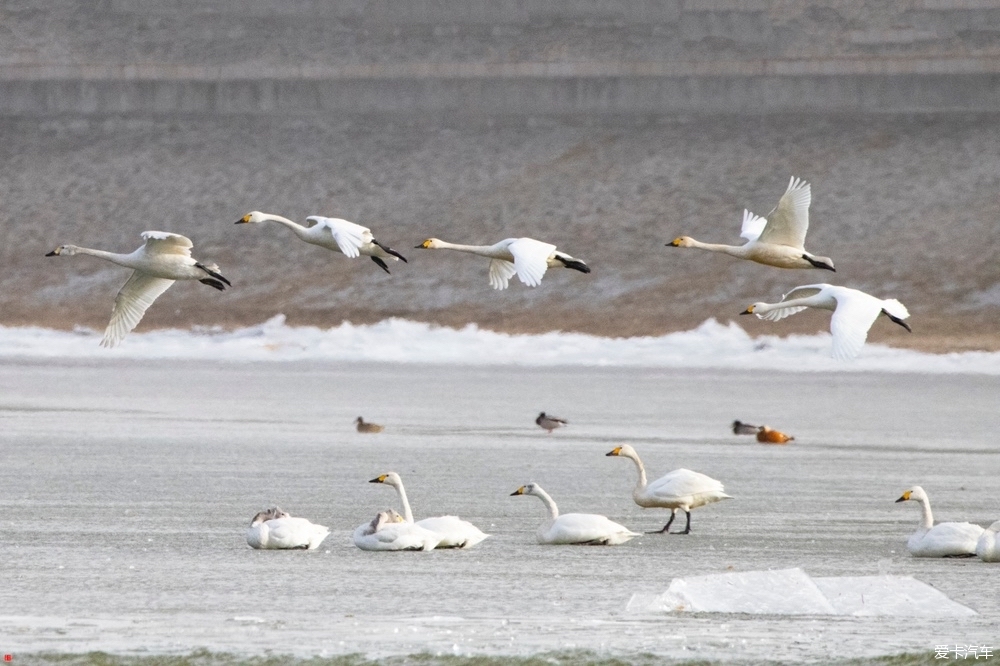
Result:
[667, 177, 835, 271]
[756, 426, 794, 444]
[976, 521, 1000, 562]
[355, 417, 385, 433]
[245, 507, 330, 550]
[46, 231, 231, 347]
[370, 472, 489, 549]
[741, 283, 911, 360]
[510, 483, 639, 545]
[535, 412, 567, 434]
[352, 509, 441, 551]
[606, 445, 731, 534]
[895, 486, 983, 557]
[237, 211, 407, 273]
[731, 420, 759, 435]
[415, 237, 590, 289]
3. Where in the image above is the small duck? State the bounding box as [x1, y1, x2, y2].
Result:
[355, 416, 385, 434]
[536, 412, 567, 434]
[732, 420, 760, 435]
[756, 425, 794, 444]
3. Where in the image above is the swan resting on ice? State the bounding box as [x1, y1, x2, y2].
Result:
[245, 507, 329, 550]
[895, 486, 983, 558]
[510, 483, 640, 545]
[352, 509, 442, 551]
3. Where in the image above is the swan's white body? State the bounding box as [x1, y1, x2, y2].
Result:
[976, 520, 1000, 562]
[46, 231, 231, 348]
[238, 211, 407, 273]
[668, 177, 834, 271]
[370, 472, 489, 549]
[742, 283, 911, 360]
[895, 486, 984, 558]
[606, 444, 730, 534]
[245, 508, 329, 550]
[511, 483, 640, 545]
[416, 237, 590, 289]
[352, 509, 441, 551]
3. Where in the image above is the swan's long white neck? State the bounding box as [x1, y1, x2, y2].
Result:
[915, 495, 934, 530]
[257, 213, 310, 239]
[530, 487, 560, 520]
[61, 246, 143, 269]
[390, 480, 415, 523]
[624, 451, 649, 494]
[432, 240, 506, 258]
[687, 239, 749, 259]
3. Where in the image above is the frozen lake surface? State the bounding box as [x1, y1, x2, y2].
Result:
[0, 359, 997, 664]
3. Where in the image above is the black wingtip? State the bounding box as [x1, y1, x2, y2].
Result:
[370, 256, 391, 274]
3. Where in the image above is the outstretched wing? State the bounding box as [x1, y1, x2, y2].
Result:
[755, 284, 826, 322]
[758, 177, 811, 248]
[739, 209, 768, 242]
[488, 258, 517, 290]
[508, 238, 557, 287]
[306, 216, 372, 258]
[828, 290, 884, 361]
[141, 231, 193, 257]
[101, 271, 175, 347]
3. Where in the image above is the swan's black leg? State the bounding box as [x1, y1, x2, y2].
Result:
[374, 239, 407, 263]
[883, 309, 912, 332]
[554, 255, 591, 274]
[370, 256, 391, 273]
[195, 263, 232, 287]
[802, 254, 836, 272]
[670, 510, 692, 535]
[647, 510, 676, 534]
[199, 277, 226, 291]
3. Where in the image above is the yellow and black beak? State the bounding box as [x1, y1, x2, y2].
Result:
[510, 486, 526, 496]
[235, 214, 251, 225]
[666, 238, 681, 247]
[740, 306, 755, 316]
[605, 447, 622, 457]
[45, 248, 61, 257]
[895, 491, 911, 503]
[415, 239, 431, 249]
[369, 475, 387, 484]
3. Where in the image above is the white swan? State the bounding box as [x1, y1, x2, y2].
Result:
[510, 483, 640, 545]
[245, 507, 330, 550]
[895, 486, 984, 557]
[741, 283, 912, 360]
[370, 472, 489, 549]
[352, 509, 442, 551]
[237, 211, 407, 273]
[976, 520, 1000, 562]
[46, 231, 231, 347]
[667, 177, 834, 271]
[415, 237, 590, 289]
[535, 412, 567, 434]
[606, 445, 731, 534]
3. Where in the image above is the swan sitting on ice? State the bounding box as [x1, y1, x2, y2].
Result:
[370, 472, 489, 549]
[606, 445, 731, 534]
[245, 507, 329, 550]
[976, 521, 1000, 562]
[237, 211, 407, 273]
[510, 483, 640, 545]
[741, 283, 911, 360]
[46, 231, 231, 347]
[667, 177, 835, 271]
[895, 486, 983, 557]
[415, 237, 590, 290]
[352, 509, 442, 551]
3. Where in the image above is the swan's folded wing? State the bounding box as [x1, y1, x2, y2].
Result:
[417, 515, 489, 547]
[646, 469, 725, 500]
[141, 231, 194, 256]
[307, 216, 371, 258]
[551, 513, 632, 543]
[101, 272, 175, 347]
[508, 238, 556, 287]
[488, 258, 517, 290]
[758, 177, 811, 249]
[266, 517, 329, 549]
[739, 209, 768, 242]
[828, 291, 884, 360]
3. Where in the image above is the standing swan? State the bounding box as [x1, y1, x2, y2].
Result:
[415, 237, 590, 290]
[895, 486, 983, 557]
[976, 521, 1000, 562]
[352, 509, 441, 551]
[46, 231, 231, 348]
[667, 177, 834, 271]
[245, 507, 330, 550]
[369, 472, 489, 549]
[606, 445, 731, 534]
[510, 483, 640, 545]
[741, 283, 911, 360]
[237, 211, 407, 273]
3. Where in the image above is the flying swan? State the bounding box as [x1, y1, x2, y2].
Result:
[352, 509, 441, 551]
[741, 283, 911, 360]
[976, 520, 1000, 563]
[245, 507, 330, 550]
[510, 483, 640, 545]
[895, 486, 984, 557]
[606, 445, 731, 534]
[46, 231, 231, 347]
[237, 211, 407, 273]
[370, 472, 489, 549]
[667, 176, 835, 271]
[415, 237, 590, 289]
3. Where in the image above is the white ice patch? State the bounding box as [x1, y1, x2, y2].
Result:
[628, 568, 976, 617]
[1, 316, 998, 374]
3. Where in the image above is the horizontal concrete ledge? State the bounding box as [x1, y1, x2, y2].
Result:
[3, 57, 1000, 81]
[2, 73, 999, 115]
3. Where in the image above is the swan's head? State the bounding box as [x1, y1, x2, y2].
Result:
[667, 236, 695, 248]
[369, 472, 403, 488]
[45, 245, 76, 257]
[369, 509, 406, 532]
[510, 483, 538, 497]
[895, 486, 928, 504]
[416, 238, 443, 249]
[740, 303, 767, 316]
[987, 520, 1000, 534]
[236, 211, 269, 225]
[249, 510, 271, 526]
[606, 444, 637, 459]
